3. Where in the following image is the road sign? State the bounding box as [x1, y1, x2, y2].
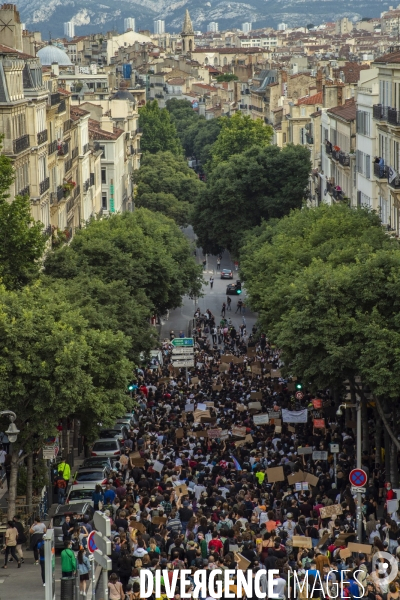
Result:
[93, 532, 111, 555]
[87, 530, 97, 554]
[349, 468, 368, 487]
[330, 443, 340, 453]
[94, 510, 111, 537]
[295, 391, 304, 400]
[351, 486, 366, 494]
[172, 347, 194, 355]
[172, 359, 195, 367]
[171, 338, 194, 347]
[93, 549, 112, 571]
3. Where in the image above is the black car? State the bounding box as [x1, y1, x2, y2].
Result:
[226, 281, 242, 295]
[220, 268, 233, 279]
[82, 456, 113, 469]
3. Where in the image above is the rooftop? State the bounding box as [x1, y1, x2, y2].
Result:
[297, 91, 323, 105]
[327, 98, 356, 121]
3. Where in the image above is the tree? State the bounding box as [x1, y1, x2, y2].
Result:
[135, 192, 191, 227]
[192, 144, 311, 255]
[0, 283, 132, 518]
[44, 209, 203, 315]
[209, 112, 273, 169]
[215, 73, 238, 82]
[0, 139, 47, 290]
[139, 100, 182, 155]
[133, 151, 204, 204]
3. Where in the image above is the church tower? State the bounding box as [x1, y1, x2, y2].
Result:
[181, 9, 195, 55]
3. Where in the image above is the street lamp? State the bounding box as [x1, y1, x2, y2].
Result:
[0, 411, 19, 443]
[337, 401, 362, 541]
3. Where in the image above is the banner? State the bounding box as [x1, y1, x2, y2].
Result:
[282, 409, 308, 423]
[389, 166, 398, 184]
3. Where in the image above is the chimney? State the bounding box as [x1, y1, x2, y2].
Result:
[100, 116, 114, 132]
[51, 62, 59, 76]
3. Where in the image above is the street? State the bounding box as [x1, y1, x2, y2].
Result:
[160, 228, 258, 341]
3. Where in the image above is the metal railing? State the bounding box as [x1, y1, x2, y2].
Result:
[325, 142, 332, 155]
[74, 184, 80, 199]
[13, 134, 30, 154]
[388, 107, 400, 126]
[39, 177, 50, 195]
[67, 197, 75, 213]
[373, 163, 388, 179]
[338, 152, 350, 167]
[63, 119, 72, 133]
[327, 180, 335, 195]
[57, 99, 66, 113]
[57, 185, 64, 202]
[37, 129, 48, 145]
[373, 104, 389, 121]
[18, 184, 30, 197]
[333, 188, 344, 201]
[57, 141, 69, 156]
[388, 170, 400, 189]
[50, 92, 60, 106]
[50, 192, 56, 205]
[48, 139, 58, 155]
[65, 158, 72, 173]
[331, 149, 340, 161]
[72, 147, 79, 160]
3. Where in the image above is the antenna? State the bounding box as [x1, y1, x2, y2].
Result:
[49, 30, 52, 43]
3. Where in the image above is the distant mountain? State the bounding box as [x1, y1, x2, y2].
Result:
[16, 0, 389, 39]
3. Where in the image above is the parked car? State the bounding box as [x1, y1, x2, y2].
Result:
[66, 484, 98, 506]
[51, 502, 94, 548]
[91, 438, 121, 458]
[220, 269, 233, 279]
[72, 466, 110, 487]
[98, 425, 128, 442]
[115, 417, 133, 428]
[81, 456, 113, 470]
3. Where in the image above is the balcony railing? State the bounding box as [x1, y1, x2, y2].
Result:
[74, 184, 80, 199]
[305, 133, 313, 144]
[373, 163, 388, 179]
[50, 192, 56, 205]
[37, 129, 48, 145]
[48, 139, 58, 155]
[83, 143, 89, 154]
[57, 185, 64, 202]
[66, 197, 75, 213]
[83, 179, 90, 193]
[327, 180, 334, 195]
[136, 128, 143, 135]
[373, 104, 389, 121]
[72, 147, 79, 160]
[13, 134, 30, 154]
[332, 149, 340, 161]
[338, 152, 350, 167]
[333, 188, 344, 201]
[18, 185, 30, 197]
[57, 141, 69, 156]
[388, 108, 400, 126]
[388, 169, 400, 190]
[39, 177, 50, 195]
[63, 119, 72, 133]
[57, 99, 66, 113]
[65, 158, 72, 173]
[50, 92, 60, 106]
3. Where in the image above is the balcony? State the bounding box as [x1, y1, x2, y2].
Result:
[57, 99, 66, 113]
[83, 179, 90, 193]
[331, 149, 340, 161]
[388, 108, 400, 126]
[57, 185, 64, 202]
[388, 168, 400, 191]
[136, 128, 143, 135]
[13, 134, 30, 154]
[66, 197, 75, 213]
[18, 185, 30, 197]
[37, 129, 48, 145]
[72, 147, 79, 160]
[83, 143, 89, 154]
[373, 163, 388, 179]
[39, 177, 50, 195]
[333, 188, 344, 201]
[57, 141, 69, 156]
[74, 184, 80, 199]
[325, 141, 332, 155]
[50, 92, 60, 106]
[338, 152, 350, 167]
[305, 133, 313, 144]
[63, 119, 72, 133]
[327, 180, 335, 195]
[65, 158, 72, 173]
[50, 192, 56, 205]
[48, 140, 58, 155]
[373, 104, 389, 121]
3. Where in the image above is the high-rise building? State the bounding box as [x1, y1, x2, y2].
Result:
[124, 17, 135, 32]
[277, 22, 287, 30]
[207, 21, 219, 32]
[154, 19, 165, 34]
[64, 21, 75, 38]
[242, 22, 252, 33]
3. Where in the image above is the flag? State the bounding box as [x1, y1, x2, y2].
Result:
[388, 166, 398, 184]
[230, 455, 242, 471]
[282, 408, 308, 423]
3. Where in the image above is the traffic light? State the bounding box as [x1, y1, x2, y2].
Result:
[236, 281, 242, 294]
[296, 382, 303, 390]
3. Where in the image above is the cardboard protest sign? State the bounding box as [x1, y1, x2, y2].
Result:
[252, 366, 262, 375]
[268, 411, 281, 419]
[191, 377, 199, 385]
[245, 434, 254, 443]
[304, 473, 320, 487]
[275, 425, 282, 433]
[250, 392, 262, 400]
[287, 383, 296, 391]
[153, 461, 164, 474]
[235, 440, 246, 448]
[152, 516, 167, 525]
[185, 403, 195, 412]
[312, 451, 328, 460]
[347, 542, 372, 554]
[205, 401, 214, 408]
[297, 447, 313, 455]
[339, 548, 352, 559]
[274, 418, 282, 426]
[130, 451, 140, 458]
[313, 419, 326, 429]
[232, 356, 244, 364]
[176, 484, 188, 496]
[292, 536, 312, 548]
[236, 553, 251, 571]
[249, 401, 262, 410]
[271, 369, 282, 378]
[201, 416, 216, 424]
[287, 471, 305, 485]
[130, 457, 145, 467]
[387, 499, 399, 514]
[253, 414, 269, 425]
[195, 430, 208, 438]
[159, 377, 170, 384]
[317, 533, 330, 548]
[131, 522, 146, 534]
[212, 384, 223, 391]
[266, 466, 285, 483]
[247, 347, 256, 355]
[221, 354, 233, 363]
[176, 428, 184, 438]
[236, 404, 246, 412]
[319, 505, 343, 520]
[231, 426, 247, 438]
[288, 426, 295, 433]
[312, 399, 323, 409]
[207, 429, 222, 439]
[334, 533, 354, 547]
[197, 403, 207, 411]
[219, 363, 229, 372]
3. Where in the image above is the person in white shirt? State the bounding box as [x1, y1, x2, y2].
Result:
[272, 573, 287, 599]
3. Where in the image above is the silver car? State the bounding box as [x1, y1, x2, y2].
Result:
[91, 438, 121, 458]
[72, 466, 110, 487]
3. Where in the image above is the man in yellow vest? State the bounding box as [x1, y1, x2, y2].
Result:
[57, 459, 71, 482]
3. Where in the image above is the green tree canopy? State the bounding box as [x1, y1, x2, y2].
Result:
[192, 144, 311, 255]
[135, 192, 191, 227]
[44, 209, 203, 315]
[209, 112, 273, 169]
[139, 100, 182, 155]
[0, 139, 47, 290]
[215, 73, 238, 82]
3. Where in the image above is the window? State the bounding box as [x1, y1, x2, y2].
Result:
[356, 110, 370, 136]
[380, 195, 389, 224]
[98, 145, 105, 158]
[102, 193, 107, 209]
[101, 168, 106, 184]
[39, 155, 47, 182]
[283, 133, 286, 143]
[366, 155, 371, 179]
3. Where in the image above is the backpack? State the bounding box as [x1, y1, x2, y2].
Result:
[57, 478, 67, 489]
[71, 537, 81, 552]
